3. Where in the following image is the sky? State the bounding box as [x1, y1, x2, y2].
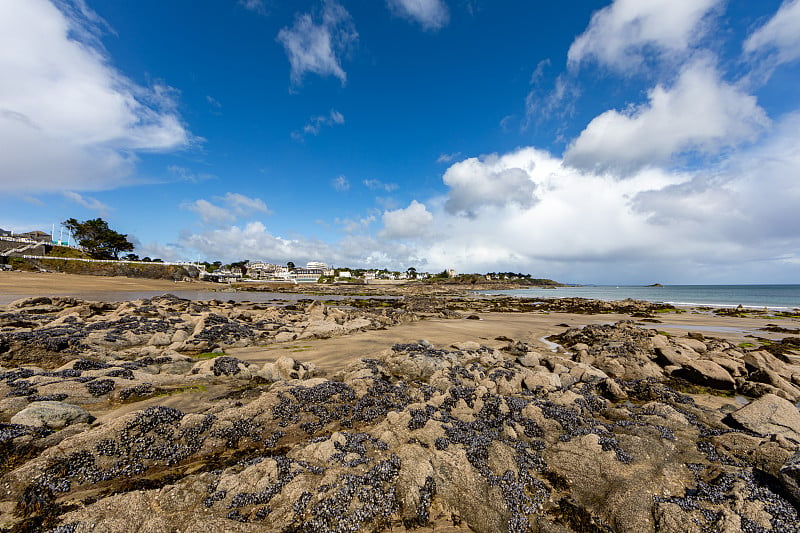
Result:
[1, 0, 799, 284]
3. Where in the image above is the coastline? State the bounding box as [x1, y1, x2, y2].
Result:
[1, 272, 799, 530]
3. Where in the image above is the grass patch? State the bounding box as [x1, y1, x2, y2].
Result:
[47, 246, 91, 259]
[280, 345, 313, 353]
[154, 385, 207, 398]
[737, 342, 756, 349]
[194, 352, 223, 360]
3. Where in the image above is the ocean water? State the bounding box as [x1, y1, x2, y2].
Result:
[476, 285, 800, 310]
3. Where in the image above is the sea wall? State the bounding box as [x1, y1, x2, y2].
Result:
[14, 256, 201, 280]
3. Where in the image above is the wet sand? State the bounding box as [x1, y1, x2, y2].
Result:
[0, 270, 218, 294]
[0, 271, 222, 304]
[228, 311, 793, 375]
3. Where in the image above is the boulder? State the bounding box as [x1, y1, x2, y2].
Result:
[779, 451, 800, 505]
[260, 356, 316, 381]
[677, 338, 707, 354]
[656, 346, 695, 367]
[679, 359, 735, 390]
[10, 401, 94, 429]
[729, 393, 800, 442]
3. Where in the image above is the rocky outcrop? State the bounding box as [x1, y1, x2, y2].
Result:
[0, 335, 797, 532]
[551, 321, 800, 401]
[0, 295, 418, 367]
[728, 393, 800, 443]
[0, 297, 799, 532]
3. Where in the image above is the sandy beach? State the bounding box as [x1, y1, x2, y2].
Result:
[0, 270, 220, 297]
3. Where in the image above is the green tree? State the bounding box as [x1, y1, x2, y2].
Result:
[287, 261, 296, 271]
[62, 218, 134, 260]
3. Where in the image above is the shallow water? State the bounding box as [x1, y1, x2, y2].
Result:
[0, 290, 398, 306]
[478, 285, 800, 310]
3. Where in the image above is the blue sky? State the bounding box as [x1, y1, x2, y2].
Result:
[1, 0, 799, 284]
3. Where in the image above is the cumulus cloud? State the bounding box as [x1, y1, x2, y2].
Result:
[380, 200, 433, 239]
[442, 151, 538, 216]
[385, 126, 800, 282]
[165, 122, 800, 282]
[276, 0, 357, 87]
[744, 0, 800, 65]
[567, 0, 721, 71]
[182, 192, 270, 226]
[387, 0, 449, 31]
[633, 112, 800, 247]
[183, 199, 235, 226]
[564, 59, 770, 174]
[0, 0, 191, 193]
[224, 193, 270, 217]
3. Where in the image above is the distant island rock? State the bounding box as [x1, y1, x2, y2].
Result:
[646, 283, 664, 287]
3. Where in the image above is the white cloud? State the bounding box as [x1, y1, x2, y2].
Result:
[292, 109, 345, 140]
[567, 0, 721, 71]
[63, 191, 110, 215]
[564, 58, 770, 174]
[167, 165, 215, 183]
[160, 119, 800, 282]
[363, 179, 399, 192]
[387, 0, 449, 31]
[224, 192, 270, 217]
[442, 151, 538, 216]
[336, 214, 375, 234]
[436, 152, 461, 164]
[332, 175, 350, 191]
[380, 201, 433, 239]
[0, 0, 191, 193]
[239, 0, 268, 16]
[183, 199, 235, 226]
[392, 112, 800, 282]
[182, 192, 270, 226]
[276, 0, 357, 87]
[744, 0, 800, 65]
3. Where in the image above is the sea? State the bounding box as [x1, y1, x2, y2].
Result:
[475, 285, 800, 310]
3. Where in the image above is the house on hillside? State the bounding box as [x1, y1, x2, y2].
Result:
[18, 231, 51, 242]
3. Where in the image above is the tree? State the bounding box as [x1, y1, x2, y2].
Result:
[406, 267, 417, 279]
[124, 253, 139, 261]
[287, 261, 296, 271]
[63, 218, 134, 260]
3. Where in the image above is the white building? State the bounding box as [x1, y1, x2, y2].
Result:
[306, 261, 327, 270]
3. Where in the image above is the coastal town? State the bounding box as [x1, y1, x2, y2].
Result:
[1, 226, 549, 285]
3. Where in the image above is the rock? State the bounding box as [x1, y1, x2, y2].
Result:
[261, 356, 316, 381]
[600, 378, 628, 401]
[656, 346, 694, 366]
[678, 359, 735, 390]
[453, 341, 481, 351]
[10, 401, 94, 429]
[728, 393, 800, 442]
[677, 338, 707, 353]
[779, 450, 800, 505]
[148, 332, 172, 346]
